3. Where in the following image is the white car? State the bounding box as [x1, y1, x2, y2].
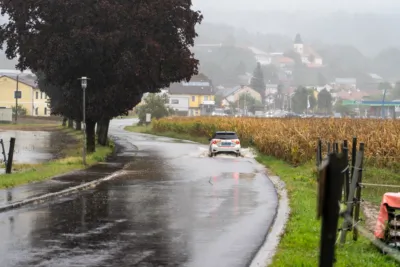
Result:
[208, 131, 241, 157]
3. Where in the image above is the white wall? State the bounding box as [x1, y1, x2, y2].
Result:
[168, 95, 189, 111]
[0, 108, 12, 122]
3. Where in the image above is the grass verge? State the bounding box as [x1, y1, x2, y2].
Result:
[125, 123, 398, 266]
[0, 127, 114, 189]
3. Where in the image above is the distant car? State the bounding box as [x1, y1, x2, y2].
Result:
[208, 131, 241, 157]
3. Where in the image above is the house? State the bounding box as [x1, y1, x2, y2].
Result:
[369, 73, 383, 83]
[334, 78, 357, 90]
[336, 89, 370, 101]
[167, 74, 215, 116]
[0, 75, 50, 116]
[265, 84, 278, 95]
[293, 34, 323, 67]
[248, 47, 272, 65]
[217, 85, 262, 108]
[316, 84, 334, 92]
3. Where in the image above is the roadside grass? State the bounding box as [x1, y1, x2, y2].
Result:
[0, 127, 114, 189]
[125, 122, 399, 266]
[256, 156, 397, 266]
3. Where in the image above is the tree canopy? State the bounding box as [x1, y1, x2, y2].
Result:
[0, 0, 202, 151]
[250, 62, 266, 103]
[317, 88, 333, 114]
[235, 92, 262, 114]
[292, 87, 316, 113]
[136, 93, 175, 125]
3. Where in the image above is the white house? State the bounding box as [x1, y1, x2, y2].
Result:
[316, 84, 334, 92]
[293, 34, 323, 67]
[217, 85, 262, 108]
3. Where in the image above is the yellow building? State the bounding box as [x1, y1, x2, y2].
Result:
[167, 74, 215, 116]
[0, 75, 50, 116]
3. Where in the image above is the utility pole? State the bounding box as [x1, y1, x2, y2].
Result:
[14, 75, 19, 124]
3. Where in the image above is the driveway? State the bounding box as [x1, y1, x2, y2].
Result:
[0, 119, 278, 267]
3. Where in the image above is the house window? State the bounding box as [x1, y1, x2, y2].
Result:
[36, 91, 39, 99]
[35, 107, 38, 116]
[191, 96, 195, 102]
[204, 96, 209, 101]
[41, 92, 43, 99]
[44, 107, 47, 115]
[171, 99, 179, 104]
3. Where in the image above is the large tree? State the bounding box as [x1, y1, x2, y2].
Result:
[292, 87, 316, 113]
[136, 93, 175, 125]
[250, 62, 266, 104]
[235, 93, 262, 114]
[317, 88, 333, 114]
[0, 0, 203, 152]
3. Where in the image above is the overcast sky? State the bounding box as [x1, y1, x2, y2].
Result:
[193, 0, 400, 13]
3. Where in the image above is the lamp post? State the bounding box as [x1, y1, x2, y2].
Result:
[381, 87, 388, 119]
[78, 76, 89, 165]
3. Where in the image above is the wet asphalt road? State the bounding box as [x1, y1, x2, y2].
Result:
[0, 119, 278, 267]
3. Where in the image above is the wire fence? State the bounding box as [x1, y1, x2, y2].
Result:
[317, 137, 400, 266]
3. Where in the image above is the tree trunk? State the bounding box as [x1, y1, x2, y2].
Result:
[86, 119, 96, 153]
[75, 120, 82, 130]
[68, 119, 73, 128]
[62, 117, 67, 126]
[97, 118, 110, 146]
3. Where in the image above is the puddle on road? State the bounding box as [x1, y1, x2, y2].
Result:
[194, 147, 256, 159]
[0, 130, 75, 164]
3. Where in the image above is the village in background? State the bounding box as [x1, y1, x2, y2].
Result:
[1, 31, 400, 121]
[135, 33, 400, 119]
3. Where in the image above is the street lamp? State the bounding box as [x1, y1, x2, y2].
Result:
[381, 87, 388, 119]
[78, 76, 90, 165]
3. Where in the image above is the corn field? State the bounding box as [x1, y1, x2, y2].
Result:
[153, 116, 400, 169]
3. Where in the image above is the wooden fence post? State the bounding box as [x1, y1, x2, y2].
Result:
[343, 140, 350, 203]
[334, 142, 339, 153]
[0, 139, 6, 163]
[353, 142, 365, 241]
[317, 138, 322, 167]
[5, 137, 15, 174]
[339, 142, 364, 244]
[351, 137, 357, 181]
[318, 153, 346, 266]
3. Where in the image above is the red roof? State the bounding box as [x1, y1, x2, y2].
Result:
[337, 90, 370, 100]
[278, 57, 295, 64]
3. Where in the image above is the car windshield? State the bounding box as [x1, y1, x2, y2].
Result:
[214, 132, 238, 140]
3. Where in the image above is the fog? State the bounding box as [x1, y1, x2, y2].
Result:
[193, 0, 400, 13]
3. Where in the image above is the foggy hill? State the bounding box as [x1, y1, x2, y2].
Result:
[196, 9, 400, 56]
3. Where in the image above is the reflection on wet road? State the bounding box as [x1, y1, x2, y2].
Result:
[0, 119, 278, 267]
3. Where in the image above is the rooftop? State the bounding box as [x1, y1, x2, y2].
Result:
[168, 74, 214, 95]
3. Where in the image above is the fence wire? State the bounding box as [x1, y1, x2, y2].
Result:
[341, 212, 400, 263]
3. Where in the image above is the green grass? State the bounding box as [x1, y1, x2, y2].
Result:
[125, 123, 399, 266]
[256, 156, 397, 266]
[0, 127, 114, 189]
